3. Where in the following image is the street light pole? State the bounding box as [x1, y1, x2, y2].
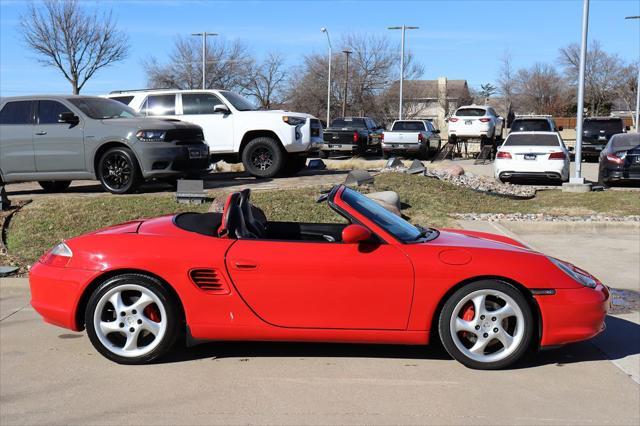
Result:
[388, 25, 419, 120]
[342, 49, 352, 117]
[625, 16, 640, 132]
[191, 32, 218, 90]
[572, 0, 589, 183]
[321, 28, 332, 126]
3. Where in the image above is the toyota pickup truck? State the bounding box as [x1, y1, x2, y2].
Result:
[319, 117, 383, 158]
[382, 120, 442, 159]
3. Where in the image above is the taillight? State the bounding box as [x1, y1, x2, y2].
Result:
[418, 133, 424, 142]
[496, 151, 512, 159]
[353, 131, 359, 143]
[548, 152, 566, 160]
[479, 118, 491, 123]
[40, 242, 73, 268]
[606, 154, 625, 165]
[380, 133, 384, 142]
[449, 117, 459, 122]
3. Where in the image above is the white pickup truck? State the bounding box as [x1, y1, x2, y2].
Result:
[382, 120, 442, 159]
[107, 89, 323, 178]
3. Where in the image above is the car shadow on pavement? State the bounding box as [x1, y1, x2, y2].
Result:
[159, 315, 640, 368]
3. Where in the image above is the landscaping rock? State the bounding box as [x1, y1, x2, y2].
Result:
[366, 191, 401, 216]
[440, 165, 465, 176]
[406, 160, 426, 175]
[425, 168, 536, 199]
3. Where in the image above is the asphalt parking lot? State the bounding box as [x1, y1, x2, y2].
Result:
[1, 221, 638, 425]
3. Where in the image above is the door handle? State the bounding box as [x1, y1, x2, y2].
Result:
[233, 261, 257, 270]
[35, 131, 47, 136]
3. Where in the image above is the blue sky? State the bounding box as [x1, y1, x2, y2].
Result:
[1, 0, 639, 96]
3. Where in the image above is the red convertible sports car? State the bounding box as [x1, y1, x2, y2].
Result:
[29, 185, 609, 369]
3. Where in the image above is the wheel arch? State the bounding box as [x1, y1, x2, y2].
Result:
[238, 130, 283, 157]
[74, 268, 186, 332]
[428, 275, 543, 349]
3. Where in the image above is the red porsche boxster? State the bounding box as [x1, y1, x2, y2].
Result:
[29, 185, 609, 369]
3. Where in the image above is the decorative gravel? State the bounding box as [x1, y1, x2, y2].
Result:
[424, 169, 537, 199]
[452, 212, 640, 222]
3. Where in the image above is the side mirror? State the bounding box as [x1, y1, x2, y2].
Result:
[625, 126, 631, 131]
[342, 224, 372, 244]
[58, 112, 79, 124]
[213, 104, 230, 114]
[558, 126, 564, 131]
[568, 146, 575, 152]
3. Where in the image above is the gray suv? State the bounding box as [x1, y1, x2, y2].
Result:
[0, 96, 210, 194]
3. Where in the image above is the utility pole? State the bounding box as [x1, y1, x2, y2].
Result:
[341, 49, 352, 117]
[572, 0, 589, 184]
[191, 32, 218, 90]
[626, 16, 640, 132]
[388, 25, 419, 120]
[321, 28, 332, 126]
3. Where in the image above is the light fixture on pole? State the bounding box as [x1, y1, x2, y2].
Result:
[625, 16, 640, 133]
[571, 0, 589, 184]
[341, 49, 352, 117]
[191, 32, 218, 90]
[388, 25, 419, 120]
[321, 28, 332, 126]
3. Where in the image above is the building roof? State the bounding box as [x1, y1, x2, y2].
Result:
[390, 79, 469, 100]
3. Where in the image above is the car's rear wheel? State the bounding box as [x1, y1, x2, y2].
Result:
[97, 147, 141, 194]
[438, 280, 534, 370]
[38, 180, 71, 193]
[598, 171, 610, 188]
[85, 274, 180, 365]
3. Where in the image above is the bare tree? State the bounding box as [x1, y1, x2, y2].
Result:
[613, 62, 639, 127]
[144, 36, 253, 92]
[245, 53, 288, 109]
[21, 0, 129, 94]
[514, 63, 569, 115]
[497, 51, 516, 112]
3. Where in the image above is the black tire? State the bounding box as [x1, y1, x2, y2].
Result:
[598, 171, 610, 188]
[38, 180, 71, 193]
[319, 150, 329, 159]
[419, 142, 429, 160]
[280, 156, 307, 176]
[242, 137, 285, 178]
[382, 151, 390, 159]
[84, 273, 181, 365]
[438, 280, 534, 370]
[97, 147, 141, 194]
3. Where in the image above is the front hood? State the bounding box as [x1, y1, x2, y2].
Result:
[99, 117, 201, 130]
[433, 228, 533, 252]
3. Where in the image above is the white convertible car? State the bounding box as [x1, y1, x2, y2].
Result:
[494, 132, 570, 183]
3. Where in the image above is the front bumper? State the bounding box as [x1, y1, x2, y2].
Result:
[29, 262, 100, 331]
[135, 142, 210, 178]
[538, 284, 610, 347]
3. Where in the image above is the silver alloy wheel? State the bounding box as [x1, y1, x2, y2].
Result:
[93, 284, 167, 358]
[449, 289, 525, 364]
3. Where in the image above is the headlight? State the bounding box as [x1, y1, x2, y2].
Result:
[40, 242, 73, 268]
[282, 116, 306, 126]
[136, 130, 167, 142]
[548, 257, 597, 288]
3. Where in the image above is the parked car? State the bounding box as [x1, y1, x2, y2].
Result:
[494, 132, 570, 183]
[509, 115, 562, 133]
[597, 133, 640, 188]
[447, 105, 504, 144]
[581, 117, 629, 161]
[382, 119, 442, 159]
[319, 117, 383, 158]
[30, 185, 609, 369]
[0, 96, 209, 194]
[107, 89, 323, 178]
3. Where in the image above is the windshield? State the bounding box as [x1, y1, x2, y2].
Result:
[510, 119, 552, 132]
[219, 91, 257, 111]
[456, 108, 486, 117]
[341, 187, 422, 242]
[330, 118, 367, 129]
[584, 119, 623, 135]
[503, 134, 560, 146]
[69, 98, 139, 119]
[392, 121, 426, 131]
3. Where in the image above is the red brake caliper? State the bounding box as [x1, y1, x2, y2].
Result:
[143, 305, 161, 323]
[461, 302, 475, 339]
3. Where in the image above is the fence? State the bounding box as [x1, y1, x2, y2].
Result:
[554, 116, 634, 129]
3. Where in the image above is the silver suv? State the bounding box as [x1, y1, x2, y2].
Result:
[0, 96, 209, 194]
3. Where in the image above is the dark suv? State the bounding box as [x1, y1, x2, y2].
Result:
[582, 117, 629, 160]
[0, 96, 210, 194]
[509, 116, 561, 133]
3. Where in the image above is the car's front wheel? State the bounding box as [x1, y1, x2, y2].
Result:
[97, 147, 141, 194]
[242, 137, 285, 178]
[85, 274, 181, 364]
[438, 280, 534, 369]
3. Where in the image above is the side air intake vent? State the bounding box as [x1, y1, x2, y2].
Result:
[189, 268, 230, 294]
